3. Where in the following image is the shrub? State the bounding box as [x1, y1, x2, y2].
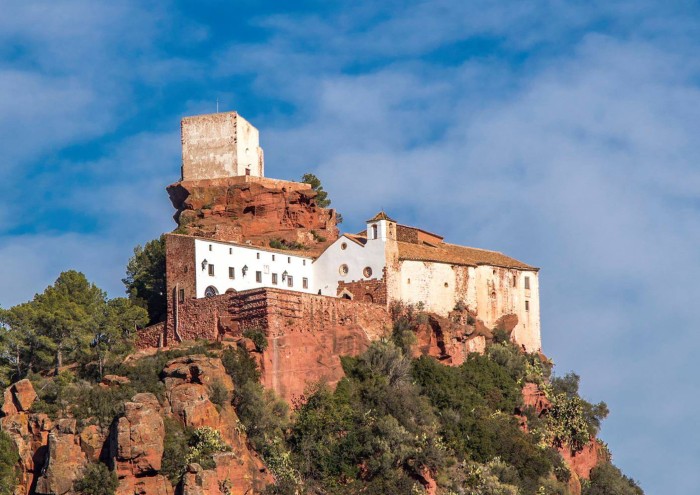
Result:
[185, 427, 231, 470]
[161, 418, 192, 485]
[0, 431, 18, 495]
[210, 379, 230, 409]
[584, 462, 643, 495]
[74, 462, 118, 495]
[243, 329, 268, 352]
[222, 347, 260, 387]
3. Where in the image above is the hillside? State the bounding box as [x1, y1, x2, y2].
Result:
[0, 276, 643, 495]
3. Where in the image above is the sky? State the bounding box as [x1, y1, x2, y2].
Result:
[1, 1, 699, 491]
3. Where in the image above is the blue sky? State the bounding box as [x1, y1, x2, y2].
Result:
[2, 1, 700, 491]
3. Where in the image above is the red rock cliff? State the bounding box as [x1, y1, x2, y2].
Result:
[167, 176, 338, 249]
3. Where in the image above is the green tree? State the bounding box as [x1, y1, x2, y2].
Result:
[90, 297, 148, 378]
[74, 462, 118, 495]
[0, 431, 19, 495]
[301, 173, 331, 208]
[584, 462, 644, 495]
[122, 235, 166, 324]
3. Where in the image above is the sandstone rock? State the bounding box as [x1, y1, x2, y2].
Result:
[167, 177, 338, 248]
[79, 424, 107, 462]
[117, 474, 174, 495]
[35, 420, 87, 495]
[1, 379, 37, 415]
[111, 393, 165, 477]
[168, 383, 220, 429]
[412, 314, 487, 367]
[100, 375, 131, 388]
[162, 355, 234, 393]
[521, 382, 552, 416]
[559, 439, 603, 480]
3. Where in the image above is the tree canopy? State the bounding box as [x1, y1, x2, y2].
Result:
[0, 271, 147, 384]
[301, 173, 331, 208]
[122, 235, 166, 324]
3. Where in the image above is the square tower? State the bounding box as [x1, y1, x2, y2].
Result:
[181, 111, 265, 181]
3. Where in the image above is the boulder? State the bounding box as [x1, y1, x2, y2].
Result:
[111, 393, 165, 477]
[35, 419, 87, 495]
[1, 378, 37, 415]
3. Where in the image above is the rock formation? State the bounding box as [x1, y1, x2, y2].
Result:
[167, 177, 338, 249]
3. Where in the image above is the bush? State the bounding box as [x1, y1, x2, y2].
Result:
[243, 329, 268, 352]
[161, 418, 192, 485]
[584, 462, 643, 495]
[210, 379, 230, 409]
[0, 431, 18, 495]
[74, 462, 118, 495]
[222, 347, 260, 387]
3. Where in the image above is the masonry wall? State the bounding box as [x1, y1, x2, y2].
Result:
[165, 234, 196, 345]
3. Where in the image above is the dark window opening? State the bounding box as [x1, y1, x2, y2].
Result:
[302, 277, 308, 289]
[178, 288, 185, 303]
[229, 267, 235, 279]
[256, 271, 262, 283]
[524, 276, 530, 290]
[208, 264, 215, 276]
[272, 273, 278, 285]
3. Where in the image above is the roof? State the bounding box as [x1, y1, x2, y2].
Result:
[367, 211, 396, 222]
[396, 241, 538, 270]
[343, 233, 368, 246]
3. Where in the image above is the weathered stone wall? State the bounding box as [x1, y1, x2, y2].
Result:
[165, 234, 196, 345]
[181, 112, 264, 180]
[337, 271, 388, 304]
[137, 322, 165, 349]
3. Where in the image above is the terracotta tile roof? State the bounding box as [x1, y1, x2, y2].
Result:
[343, 233, 367, 246]
[397, 241, 537, 270]
[367, 211, 396, 222]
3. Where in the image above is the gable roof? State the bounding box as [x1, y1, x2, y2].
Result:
[396, 240, 537, 270]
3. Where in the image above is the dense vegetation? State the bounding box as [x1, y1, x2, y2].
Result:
[122, 235, 167, 324]
[0, 266, 643, 494]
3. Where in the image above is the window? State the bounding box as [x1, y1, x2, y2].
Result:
[204, 286, 218, 298]
[272, 273, 278, 285]
[339, 264, 349, 276]
[256, 271, 262, 283]
[288, 257, 291, 263]
[407, 278, 411, 285]
[372, 224, 378, 239]
[303, 260, 306, 266]
[229, 267, 235, 279]
[229, 248, 232, 254]
[512, 275, 517, 288]
[209, 244, 212, 251]
[178, 288, 185, 303]
[287, 276, 294, 287]
[303, 277, 308, 289]
[524, 276, 530, 290]
[363, 267, 372, 278]
[444, 282, 449, 288]
[272, 254, 276, 261]
[525, 300, 530, 311]
[256, 253, 260, 259]
[208, 264, 215, 276]
[341, 242, 348, 250]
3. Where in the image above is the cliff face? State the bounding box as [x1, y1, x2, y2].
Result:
[167, 177, 338, 249]
[1, 358, 270, 495]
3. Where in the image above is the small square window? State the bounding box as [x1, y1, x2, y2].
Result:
[303, 277, 308, 289]
[272, 273, 278, 285]
[208, 264, 215, 276]
[287, 276, 293, 287]
[229, 267, 235, 279]
[178, 288, 185, 303]
[524, 276, 530, 290]
[256, 271, 262, 283]
[525, 300, 530, 311]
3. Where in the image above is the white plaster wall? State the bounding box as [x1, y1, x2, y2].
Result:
[313, 235, 387, 296]
[473, 266, 541, 352]
[194, 239, 314, 297]
[234, 117, 264, 177]
[396, 260, 459, 315]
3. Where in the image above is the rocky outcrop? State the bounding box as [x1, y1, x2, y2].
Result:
[2, 379, 37, 416]
[35, 419, 88, 495]
[412, 313, 486, 365]
[112, 393, 165, 478]
[167, 177, 338, 249]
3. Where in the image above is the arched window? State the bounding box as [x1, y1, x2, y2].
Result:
[364, 293, 374, 303]
[372, 224, 378, 239]
[204, 286, 219, 298]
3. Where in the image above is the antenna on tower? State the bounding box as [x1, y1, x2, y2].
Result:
[216, 98, 219, 113]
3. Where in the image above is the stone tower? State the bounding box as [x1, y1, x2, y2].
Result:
[180, 111, 265, 181]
